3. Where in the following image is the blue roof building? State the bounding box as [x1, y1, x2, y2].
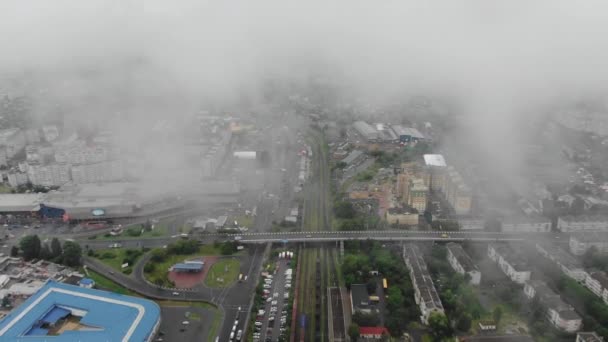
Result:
[0, 280, 161, 342]
[171, 262, 204, 272]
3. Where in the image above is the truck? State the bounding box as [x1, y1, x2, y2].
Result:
[238, 273, 243, 282]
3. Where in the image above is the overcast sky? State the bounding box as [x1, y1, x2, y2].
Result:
[2, 0, 608, 192]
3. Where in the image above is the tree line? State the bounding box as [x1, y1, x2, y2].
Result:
[16, 235, 82, 267]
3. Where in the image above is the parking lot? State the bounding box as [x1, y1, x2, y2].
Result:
[253, 258, 292, 342]
[158, 305, 215, 342]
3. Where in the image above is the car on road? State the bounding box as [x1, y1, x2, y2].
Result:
[441, 233, 449, 238]
[254, 322, 263, 327]
[109, 243, 122, 248]
[271, 300, 278, 305]
[234, 236, 242, 241]
[263, 284, 271, 289]
[305, 234, 312, 238]
[172, 292, 180, 296]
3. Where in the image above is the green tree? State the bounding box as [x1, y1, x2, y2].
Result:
[348, 323, 360, 342]
[456, 314, 472, 332]
[10, 246, 18, 257]
[334, 201, 356, 219]
[40, 244, 52, 260]
[220, 242, 237, 255]
[150, 248, 166, 262]
[19, 235, 41, 260]
[386, 287, 404, 311]
[493, 306, 503, 324]
[50, 238, 62, 259]
[62, 241, 82, 267]
[1, 295, 11, 308]
[428, 312, 451, 340]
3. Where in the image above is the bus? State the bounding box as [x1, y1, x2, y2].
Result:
[383, 278, 388, 289]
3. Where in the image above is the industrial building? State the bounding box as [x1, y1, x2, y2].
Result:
[352, 121, 379, 142]
[446, 243, 481, 285]
[569, 231, 608, 256]
[535, 243, 588, 282]
[523, 280, 582, 333]
[403, 244, 444, 324]
[350, 284, 374, 314]
[488, 244, 531, 284]
[390, 125, 424, 143]
[0, 280, 161, 341]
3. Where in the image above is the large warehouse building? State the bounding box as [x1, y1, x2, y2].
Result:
[0, 280, 161, 342]
[0, 179, 241, 223]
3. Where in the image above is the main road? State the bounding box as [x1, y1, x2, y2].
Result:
[79, 230, 567, 250]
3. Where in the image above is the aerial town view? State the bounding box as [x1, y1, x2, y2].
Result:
[1, 1, 608, 342]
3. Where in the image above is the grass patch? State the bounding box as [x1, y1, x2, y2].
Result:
[0, 184, 12, 193]
[205, 258, 241, 288]
[100, 221, 171, 240]
[84, 269, 138, 296]
[156, 301, 222, 341]
[230, 215, 254, 228]
[144, 244, 237, 287]
[92, 248, 143, 272]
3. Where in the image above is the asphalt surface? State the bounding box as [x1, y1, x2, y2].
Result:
[257, 258, 291, 342]
[158, 305, 215, 342]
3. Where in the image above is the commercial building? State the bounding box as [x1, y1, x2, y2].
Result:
[444, 166, 472, 215]
[569, 231, 608, 256]
[558, 216, 608, 232]
[352, 121, 379, 142]
[523, 280, 582, 333]
[446, 243, 481, 285]
[576, 332, 604, 342]
[423, 154, 447, 192]
[170, 261, 204, 273]
[385, 207, 419, 226]
[403, 244, 444, 324]
[535, 243, 587, 282]
[0, 194, 43, 216]
[0, 280, 161, 341]
[487, 244, 531, 284]
[407, 178, 428, 212]
[583, 271, 608, 305]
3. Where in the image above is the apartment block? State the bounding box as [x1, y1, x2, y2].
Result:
[523, 280, 582, 333]
[487, 244, 531, 284]
[403, 244, 445, 324]
[583, 271, 608, 305]
[558, 216, 608, 232]
[535, 242, 588, 282]
[569, 231, 608, 256]
[446, 242, 481, 285]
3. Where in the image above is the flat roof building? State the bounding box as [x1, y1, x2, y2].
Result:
[488, 244, 531, 284]
[350, 284, 373, 314]
[536, 242, 587, 282]
[523, 280, 582, 333]
[569, 231, 608, 256]
[577, 332, 604, 342]
[403, 244, 444, 324]
[0, 280, 161, 342]
[352, 121, 379, 141]
[446, 243, 481, 285]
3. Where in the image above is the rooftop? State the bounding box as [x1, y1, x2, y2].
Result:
[350, 284, 370, 310]
[359, 326, 389, 336]
[0, 281, 160, 342]
[0, 194, 44, 212]
[403, 244, 443, 311]
[589, 271, 608, 289]
[446, 242, 478, 272]
[462, 336, 534, 342]
[577, 332, 604, 342]
[342, 150, 364, 165]
[423, 154, 446, 167]
[571, 231, 608, 243]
